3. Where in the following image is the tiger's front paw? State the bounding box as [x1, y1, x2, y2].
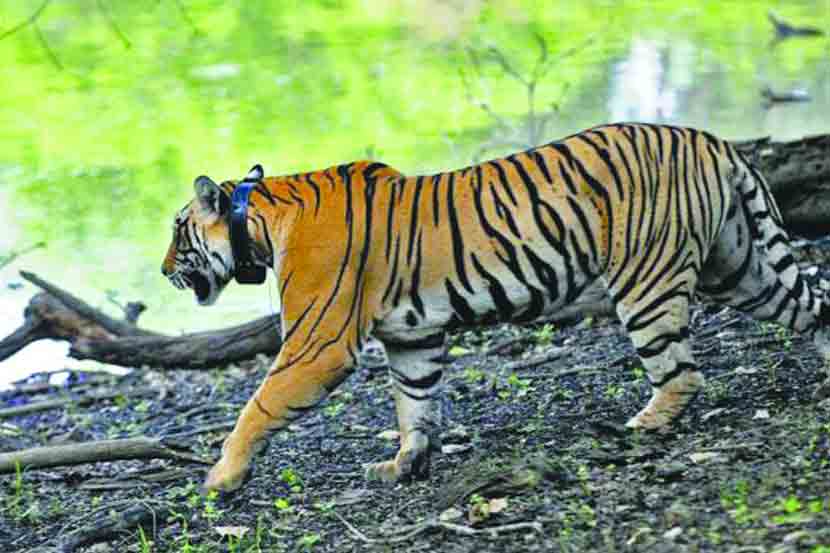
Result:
[364, 431, 431, 484]
[203, 452, 252, 492]
[626, 371, 704, 430]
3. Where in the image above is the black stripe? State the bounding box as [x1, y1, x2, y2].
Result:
[432, 174, 442, 226]
[649, 361, 696, 387]
[446, 172, 474, 293]
[446, 278, 476, 324]
[411, 231, 426, 317]
[407, 176, 425, 265]
[390, 367, 442, 389]
[382, 236, 402, 304]
[470, 253, 515, 319]
[304, 174, 321, 216]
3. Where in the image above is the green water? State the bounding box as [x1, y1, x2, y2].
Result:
[1, 0, 829, 380]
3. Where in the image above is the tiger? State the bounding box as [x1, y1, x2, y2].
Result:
[161, 123, 830, 492]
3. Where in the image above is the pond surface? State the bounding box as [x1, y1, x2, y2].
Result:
[1, 0, 829, 385]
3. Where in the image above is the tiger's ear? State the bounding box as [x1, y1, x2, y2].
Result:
[194, 175, 230, 215]
[245, 164, 264, 181]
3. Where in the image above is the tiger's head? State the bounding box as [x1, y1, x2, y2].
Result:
[161, 174, 236, 306]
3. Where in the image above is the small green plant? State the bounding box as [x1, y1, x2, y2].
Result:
[498, 373, 531, 399]
[534, 323, 556, 345]
[134, 399, 152, 413]
[632, 366, 645, 381]
[774, 324, 793, 349]
[577, 503, 597, 528]
[772, 494, 810, 525]
[201, 489, 223, 521]
[604, 384, 625, 399]
[246, 513, 266, 553]
[274, 497, 293, 513]
[323, 401, 344, 418]
[469, 493, 486, 508]
[314, 500, 336, 514]
[172, 519, 196, 553]
[463, 366, 486, 384]
[137, 526, 152, 553]
[720, 480, 754, 525]
[4, 462, 40, 524]
[280, 467, 303, 493]
[299, 533, 321, 550]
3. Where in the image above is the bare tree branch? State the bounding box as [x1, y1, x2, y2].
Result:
[486, 46, 528, 86]
[0, 437, 210, 474]
[0, 0, 51, 42]
[33, 22, 63, 70]
[172, 0, 202, 36]
[96, 0, 132, 49]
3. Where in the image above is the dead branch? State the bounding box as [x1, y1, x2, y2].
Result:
[333, 511, 543, 544]
[0, 0, 51, 42]
[734, 135, 830, 237]
[58, 500, 173, 553]
[502, 348, 566, 372]
[21, 271, 158, 337]
[0, 436, 211, 474]
[78, 467, 191, 491]
[0, 387, 154, 420]
[95, 0, 131, 48]
[768, 11, 824, 41]
[0, 271, 282, 370]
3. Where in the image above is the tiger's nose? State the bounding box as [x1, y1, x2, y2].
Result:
[161, 264, 172, 277]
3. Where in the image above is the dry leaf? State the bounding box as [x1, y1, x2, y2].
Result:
[688, 451, 721, 464]
[214, 526, 249, 539]
[753, 409, 770, 420]
[439, 507, 463, 521]
[441, 443, 472, 455]
[701, 408, 725, 422]
[488, 497, 508, 513]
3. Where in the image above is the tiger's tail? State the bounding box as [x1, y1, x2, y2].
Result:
[732, 148, 830, 357]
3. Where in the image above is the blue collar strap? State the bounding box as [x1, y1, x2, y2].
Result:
[229, 165, 267, 285]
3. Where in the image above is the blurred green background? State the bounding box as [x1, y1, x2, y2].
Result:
[0, 0, 828, 379]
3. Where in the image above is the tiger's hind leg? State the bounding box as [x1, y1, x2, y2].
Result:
[699, 196, 830, 391]
[364, 342, 444, 483]
[614, 284, 705, 429]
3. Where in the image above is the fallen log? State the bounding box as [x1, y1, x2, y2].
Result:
[0, 436, 211, 474]
[0, 134, 828, 371]
[0, 271, 282, 370]
[734, 134, 830, 237]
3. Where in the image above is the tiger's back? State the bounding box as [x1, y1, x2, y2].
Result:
[370, 124, 734, 346]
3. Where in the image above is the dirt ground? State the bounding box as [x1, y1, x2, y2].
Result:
[3, 255, 830, 552]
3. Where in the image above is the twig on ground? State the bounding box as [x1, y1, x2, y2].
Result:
[0, 436, 211, 473]
[0, 388, 155, 419]
[58, 500, 173, 553]
[9, 370, 116, 395]
[502, 348, 566, 372]
[333, 511, 542, 544]
[78, 468, 191, 491]
[159, 420, 236, 439]
[483, 335, 531, 356]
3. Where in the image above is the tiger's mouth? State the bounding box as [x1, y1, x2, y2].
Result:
[182, 271, 214, 305]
